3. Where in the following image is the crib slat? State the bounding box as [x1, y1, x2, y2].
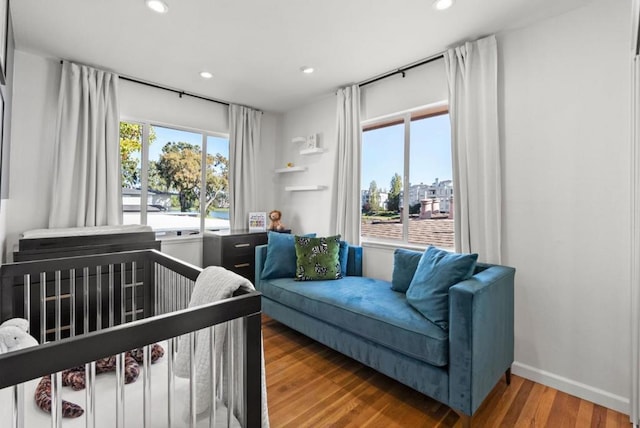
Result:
[190, 331, 197, 428]
[85, 361, 96, 428]
[109, 264, 114, 327]
[121, 263, 126, 324]
[55, 271, 61, 341]
[23, 274, 30, 329]
[96, 266, 102, 330]
[116, 352, 125, 428]
[210, 326, 216, 428]
[167, 338, 174, 427]
[70, 269, 76, 337]
[12, 383, 24, 428]
[40, 272, 46, 344]
[227, 321, 234, 428]
[83, 267, 90, 335]
[143, 345, 151, 427]
[52, 372, 62, 428]
[132, 261, 137, 321]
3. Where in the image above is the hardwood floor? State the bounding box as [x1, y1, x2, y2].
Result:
[262, 316, 630, 427]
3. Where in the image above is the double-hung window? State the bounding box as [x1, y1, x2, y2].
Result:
[120, 121, 230, 235]
[360, 104, 454, 248]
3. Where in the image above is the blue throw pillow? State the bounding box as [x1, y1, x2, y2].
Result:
[391, 248, 423, 293]
[261, 232, 316, 279]
[406, 246, 478, 330]
[338, 240, 349, 277]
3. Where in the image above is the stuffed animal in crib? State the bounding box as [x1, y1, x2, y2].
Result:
[0, 318, 38, 353]
[34, 344, 165, 418]
[268, 210, 285, 231]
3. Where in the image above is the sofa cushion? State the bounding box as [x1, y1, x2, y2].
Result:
[261, 232, 316, 279]
[260, 276, 449, 366]
[391, 248, 423, 293]
[294, 235, 342, 281]
[338, 240, 349, 277]
[406, 246, 478, 330]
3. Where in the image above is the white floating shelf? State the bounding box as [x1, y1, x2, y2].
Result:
[275, 166, 307, 174]
[291, 137, 307, 144]
[300, 148, 325, 155]
[285, 185, 327, 192]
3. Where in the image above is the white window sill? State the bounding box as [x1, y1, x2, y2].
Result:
[360, 238, 453, 252]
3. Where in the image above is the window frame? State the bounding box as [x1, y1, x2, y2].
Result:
[360, 101, 451, 248]
[119, 117, 229, 236]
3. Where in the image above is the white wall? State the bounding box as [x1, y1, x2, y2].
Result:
[499, 0, 631, 412]
[0, 10, 16, 262]
[5, 50, 277, 264]
[275, 60, 447, 238]
[274, 0, 633, 414]
[5, 51, 60, 259]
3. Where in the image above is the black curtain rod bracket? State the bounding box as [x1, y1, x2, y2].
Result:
[358, 53, 444, 88]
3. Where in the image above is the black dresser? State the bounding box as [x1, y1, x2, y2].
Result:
[203, 230, 268, 284]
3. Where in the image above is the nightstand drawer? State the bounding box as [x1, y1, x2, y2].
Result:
[203, 230, 268, 284]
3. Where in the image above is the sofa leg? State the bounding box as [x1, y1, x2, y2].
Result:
[456, 412, 472, 428]
[505, 367, 512, 385]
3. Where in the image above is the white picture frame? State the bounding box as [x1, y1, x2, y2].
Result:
[248, 212, 267, 232]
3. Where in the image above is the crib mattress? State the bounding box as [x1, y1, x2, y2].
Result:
[21, 225, 153, 239]
[0, 342, 240, 428]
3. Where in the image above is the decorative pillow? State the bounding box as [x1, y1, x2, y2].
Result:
[294, 235, 342, 281]
[338, 240, 349, 277]
[261, 232, 316, 279]
[391, 248, 423, 293]
[406, 246, 478, 330]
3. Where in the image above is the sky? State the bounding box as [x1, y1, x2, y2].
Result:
[150, 126, 229, 160]
[361, 113, 452, 192]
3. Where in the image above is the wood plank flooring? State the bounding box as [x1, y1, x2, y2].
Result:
[262, 316, 630, 427]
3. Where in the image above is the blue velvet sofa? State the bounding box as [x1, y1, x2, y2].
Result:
[255, 244, 515, 423]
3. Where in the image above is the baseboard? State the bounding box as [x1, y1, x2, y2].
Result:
[512, 361, 630, 416]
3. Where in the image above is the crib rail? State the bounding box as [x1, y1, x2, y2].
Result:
[0, 250, 263, 428]
[0, 250, 200, 341]
[0, 290, 261, 389]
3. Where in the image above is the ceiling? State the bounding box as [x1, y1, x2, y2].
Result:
[11, 0, 590, 113]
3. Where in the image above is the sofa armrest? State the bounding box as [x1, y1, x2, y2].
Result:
[254, 244, 268, 290]
[448, 265, 515, 416]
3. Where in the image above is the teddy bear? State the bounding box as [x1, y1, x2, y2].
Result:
[268, 210, 285, 231]
[0, 317, 38, 354]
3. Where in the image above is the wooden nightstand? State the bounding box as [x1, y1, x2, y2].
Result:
[203, 230, 268, 284]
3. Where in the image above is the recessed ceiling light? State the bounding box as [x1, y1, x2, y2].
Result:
[300, 66, 314, 74]
[432, 0, 453, 10]
[146, 0, 168, 14]
[200, 71, 213, 79]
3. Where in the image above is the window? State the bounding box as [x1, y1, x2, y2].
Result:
[360, 105, 454, 248]
[120, 121, 230, 235]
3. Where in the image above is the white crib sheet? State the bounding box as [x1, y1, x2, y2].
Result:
[0, 342, 240, 428]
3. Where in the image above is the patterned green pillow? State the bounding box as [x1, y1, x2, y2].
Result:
[294, 235, 342, 281]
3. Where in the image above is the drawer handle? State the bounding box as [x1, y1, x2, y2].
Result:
[234, 263, 250, 268]
[234, 243, 251, 248]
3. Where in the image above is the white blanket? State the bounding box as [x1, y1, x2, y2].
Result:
[174, 266, 269, 427]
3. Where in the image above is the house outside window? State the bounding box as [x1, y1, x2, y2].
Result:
[360, 104, 454, 248]
[120, 121, 230, 235]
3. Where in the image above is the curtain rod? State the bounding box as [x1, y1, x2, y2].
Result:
[119, 75, 230, 107]
[58, 60, 263, 112]
[358, 52, 445, 88]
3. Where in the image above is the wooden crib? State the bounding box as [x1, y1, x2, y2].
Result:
[0, 249, 263, 428]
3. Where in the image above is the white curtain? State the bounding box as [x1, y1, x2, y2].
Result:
[444, 35, 502, 264]
[333, 85, 362, 245]
[49, 61, 121, 228]
[229, 104, 262, 230]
